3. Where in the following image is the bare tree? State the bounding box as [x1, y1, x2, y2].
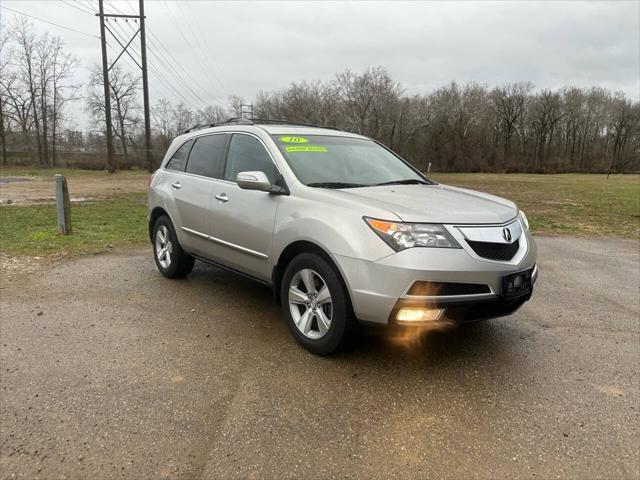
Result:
[334, 67, 403, 139]
[171, 103, 194, 134]
[491, 82, 533, 169]
[0, 31, 10, 165]
[49, 37, 78, 167]
[607, 93, 639, 175]
[197, 104, 227, 124]
[12, 18, 41, 163]
[87, 64, 141, 164]
[152, 98, 174, 151]
[529, 90, 564, 170]
[227, 95, 245, 118]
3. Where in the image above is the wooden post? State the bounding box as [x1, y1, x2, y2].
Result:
[55, 174, 72, 234]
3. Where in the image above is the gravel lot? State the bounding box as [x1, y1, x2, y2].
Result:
[0, 236, 638, 479]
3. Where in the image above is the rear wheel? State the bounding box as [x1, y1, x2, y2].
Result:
[281, 253, 353, 355]
[152, 215, 194, 278]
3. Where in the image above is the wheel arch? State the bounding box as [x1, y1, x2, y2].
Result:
[272, 240, 355, 318]
[148, 206, 172, 242]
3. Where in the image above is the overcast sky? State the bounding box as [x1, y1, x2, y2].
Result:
[1, 0, 639, 129]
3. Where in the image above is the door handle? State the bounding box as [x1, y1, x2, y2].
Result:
[171, 181, 181, 189]
[215, 193, 229, 203]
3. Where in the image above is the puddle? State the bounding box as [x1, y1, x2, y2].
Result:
[0, 176, 33, 183]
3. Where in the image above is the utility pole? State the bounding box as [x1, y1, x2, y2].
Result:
[98, 0, 115, 173]
[96, 0, 153, 172]
[139, 0, 152, 173]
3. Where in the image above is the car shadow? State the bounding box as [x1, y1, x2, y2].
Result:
[188, 261, 530, 373]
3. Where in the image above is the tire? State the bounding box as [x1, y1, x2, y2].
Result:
[152, 215, 195, 279]
[280, 252, 354, 355]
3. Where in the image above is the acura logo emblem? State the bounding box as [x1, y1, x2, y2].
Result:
[502, 228, 512, 243]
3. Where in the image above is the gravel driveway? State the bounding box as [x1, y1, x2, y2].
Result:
[0, 236, 638, 479]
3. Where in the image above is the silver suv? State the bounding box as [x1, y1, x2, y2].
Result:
[148, 119, 538, 355]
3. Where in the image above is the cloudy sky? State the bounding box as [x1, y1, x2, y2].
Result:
[1, 0, 638, 128]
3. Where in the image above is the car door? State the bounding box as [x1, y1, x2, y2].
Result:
[172, 133, 229, 257]
[208, 133, 281, 281]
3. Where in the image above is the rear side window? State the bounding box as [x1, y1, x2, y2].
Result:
[225, 134, 278, 184]
[165, 139, 193, 171]
[185, 134, 228, 178]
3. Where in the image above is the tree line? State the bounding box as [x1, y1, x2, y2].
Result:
[254, 68, 639, 174]
[1, 19, 638, 173]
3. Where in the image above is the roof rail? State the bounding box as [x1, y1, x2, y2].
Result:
[183, 117, 253, 134]
[249, 118, 344, 131]
[183, 117, 343, 134]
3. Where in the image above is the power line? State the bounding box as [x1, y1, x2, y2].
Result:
[116, 19, 214, 106]
[182, 1, 227, 92]
[107, 19, 202, 111]
[147, 29, 221, 103]
[108, 21, 190, 102]
[109, 0, 225, 104]
[0, 5, 99, 38]
[162, 0, 225, 94]
[79, 0, 98, 13]
[58, 0, 94, 16]
[101, 1, 222, 112]
[103, 0, 127, 16]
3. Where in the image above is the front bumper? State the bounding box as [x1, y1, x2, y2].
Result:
[331, 232, 538, 325]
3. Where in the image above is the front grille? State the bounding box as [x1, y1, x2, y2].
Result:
[466, 239, 520, 261]
[407, 281, 491, 296]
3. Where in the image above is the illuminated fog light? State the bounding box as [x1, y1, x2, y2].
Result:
[396, 307, 445, 323]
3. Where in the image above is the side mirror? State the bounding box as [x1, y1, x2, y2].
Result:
[236, 171, 272, 192]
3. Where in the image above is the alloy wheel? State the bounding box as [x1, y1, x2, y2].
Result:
[155, 225, 173, 269]
[288, 268, 333, 339]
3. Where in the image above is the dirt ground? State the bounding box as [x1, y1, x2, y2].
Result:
[0, 173, 147, 205]
[1, 236, 638, 479]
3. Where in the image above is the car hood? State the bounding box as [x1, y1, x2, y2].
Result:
[337, 183, 518, 224]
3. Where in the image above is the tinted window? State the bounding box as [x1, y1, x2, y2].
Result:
[165, 139, 193, 171]
[225, 134, 278, 184]
[185, 134, 228, 178]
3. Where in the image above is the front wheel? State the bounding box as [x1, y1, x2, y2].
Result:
[280, 253, 353, 355]
[152, 215, 195, 278]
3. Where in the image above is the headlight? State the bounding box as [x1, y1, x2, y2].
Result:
[364, 217, 461, 251]
[519, 210, 529, 230]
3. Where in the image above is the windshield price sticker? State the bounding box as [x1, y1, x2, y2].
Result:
[280, 136, 309, 144]
[285, 146, 328, 153]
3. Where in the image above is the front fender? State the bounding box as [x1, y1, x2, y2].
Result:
[271, 195, 397, 263]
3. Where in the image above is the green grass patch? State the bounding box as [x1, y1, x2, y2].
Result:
[0, 193, 148, 256]
[430, 173, 640, 238]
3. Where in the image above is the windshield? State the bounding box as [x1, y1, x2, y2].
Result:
[272, 134, 431, 188]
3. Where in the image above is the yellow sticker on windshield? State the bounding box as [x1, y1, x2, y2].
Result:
[285, 146, 327, 153]
[280, 136, 309, 144]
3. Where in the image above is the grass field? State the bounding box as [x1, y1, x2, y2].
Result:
[0, 169, 638, 257]
[431, 173, 639, 238]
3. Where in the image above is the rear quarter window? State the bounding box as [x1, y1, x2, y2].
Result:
[165, 139, 193, 172]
